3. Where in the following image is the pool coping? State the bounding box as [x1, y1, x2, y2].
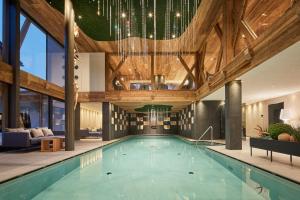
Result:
[207, 147, 300, 185]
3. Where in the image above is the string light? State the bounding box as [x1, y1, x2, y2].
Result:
[97, 0, 100, 16]
[121, 12, 126, 18]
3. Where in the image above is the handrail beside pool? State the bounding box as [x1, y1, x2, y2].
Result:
[196, 126, 214, 146]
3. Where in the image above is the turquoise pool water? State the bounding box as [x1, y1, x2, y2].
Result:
[1, 136, 300, 200]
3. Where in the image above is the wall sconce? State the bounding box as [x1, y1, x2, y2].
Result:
[280, 109, 291, 123]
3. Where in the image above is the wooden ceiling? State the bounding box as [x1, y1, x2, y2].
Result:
[19, 0, 300, 112]
[108, 54, 195, 83]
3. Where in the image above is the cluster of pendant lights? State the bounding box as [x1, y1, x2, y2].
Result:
[79, 0, 201, 59]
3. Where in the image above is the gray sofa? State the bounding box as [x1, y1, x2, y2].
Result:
[2, 129, 65, 148]
[80, 129, 102, 138]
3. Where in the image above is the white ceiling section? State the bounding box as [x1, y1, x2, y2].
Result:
[202, 42, 300, 104]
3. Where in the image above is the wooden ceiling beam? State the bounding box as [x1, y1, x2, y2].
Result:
[223, 0, 234, 66]
[214, 23, 223, 73]
[177, 55, 196, 85]
[107, 52, 197, 56]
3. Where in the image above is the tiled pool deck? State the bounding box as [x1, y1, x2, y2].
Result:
[208, 138, 300, 184]
[0, 138, 122, 183]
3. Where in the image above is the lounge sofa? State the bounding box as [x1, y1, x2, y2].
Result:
[2, 128, 65, 148]
[80, 129, 102, 138]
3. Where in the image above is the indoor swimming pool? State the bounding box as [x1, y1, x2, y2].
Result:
[1, 136, 300, 200]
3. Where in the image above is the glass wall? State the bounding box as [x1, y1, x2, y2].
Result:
[20, 14, 47, 79]
[47, 36, 65, 87]
[20, 13, 65, 86]
[20, 88, 48, 128]
[53, 100, 65, 131]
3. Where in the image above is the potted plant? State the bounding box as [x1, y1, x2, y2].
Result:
[268, 123, 299, 142]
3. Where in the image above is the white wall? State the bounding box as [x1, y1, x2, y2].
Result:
[76, 53, 105, 92]
[245, 91, 300, 137]
[80, 103, 102, 130]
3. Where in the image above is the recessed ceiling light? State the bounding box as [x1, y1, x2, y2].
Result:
[176, 12, 181, 18]
[148, 12, 153, 18]
[121, 12, 127, 18]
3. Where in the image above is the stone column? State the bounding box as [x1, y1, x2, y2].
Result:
[225, 80, 242, 150]
[64, 0, 75, 151]
[193, 101, 223, 140]
[102, 102, 112, 141]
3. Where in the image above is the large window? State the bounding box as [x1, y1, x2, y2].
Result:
[47, 36, 65, 87]
[20, 14, 46, 79]
[53, 100, 65, 131]
[20, 89, 48, 128]
[20, 13, 65, 85]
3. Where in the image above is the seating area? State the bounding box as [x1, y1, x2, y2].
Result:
[80, 129, 102, 138]
[2, 128, 64, 148]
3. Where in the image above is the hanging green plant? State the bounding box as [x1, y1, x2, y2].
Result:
[135, 105, 172, 113]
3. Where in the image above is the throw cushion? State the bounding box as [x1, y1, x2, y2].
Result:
[42, 128, 54, 136]
[30, 128, 44, 138]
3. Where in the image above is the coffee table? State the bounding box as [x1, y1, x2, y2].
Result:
[41, 138, 64, 152]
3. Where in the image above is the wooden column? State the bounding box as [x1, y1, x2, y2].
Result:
[4, 0, 21, 128]
[1, 84, 9, 130]
[48, 97, 53, 130]
[75, 103, 81, 140]
[64, 0, 75, 151]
